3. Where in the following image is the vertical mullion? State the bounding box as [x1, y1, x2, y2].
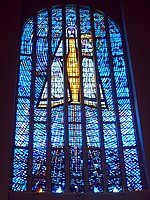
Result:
[27, 13, 37, 192]
[76, 5, 89, 192]
[90, 7, 108, 192]
[62, 5, 70, 192]
[46, 8, 52, 192]
[105, 15, 127, 192]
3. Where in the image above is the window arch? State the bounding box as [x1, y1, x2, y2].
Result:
[11, 5, 143, 193]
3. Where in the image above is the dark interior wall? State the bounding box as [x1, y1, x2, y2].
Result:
[122, 0, 150, 184]
[0, 1, 21, 200]
[19, 0, 122, 25]
[0, 1, 150, 200]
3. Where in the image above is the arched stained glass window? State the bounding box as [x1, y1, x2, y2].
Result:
[11, 5, 145, 193]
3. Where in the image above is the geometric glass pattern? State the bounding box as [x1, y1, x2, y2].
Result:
[11, 5, 144, 193]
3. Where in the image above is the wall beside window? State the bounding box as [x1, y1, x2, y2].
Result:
[0, 1, 21, 200]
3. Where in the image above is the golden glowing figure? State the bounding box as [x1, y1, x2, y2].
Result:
[38, 28, 106, 108]
[67, 28, 80, 103]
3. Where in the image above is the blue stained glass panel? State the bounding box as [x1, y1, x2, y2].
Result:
[85, 106, 100, 147]
[69, 123, 82, 146]
[36, 38, 48, 76]
[20, 18, 33, 54]
[12, 148, 28, 191]
[51, 106, 64, 148]
[108, 19, 123, 56]
[104, 123, 122, 188]
[35, 76, 46, 103]
[113, 57, 129, 98]
[34, 76, 47, 121]
[66, 5, 77, 29]
[124, 149, 142, 191]
[51, 8, 63, 55]
[82, 58, 97, 106]
[51, 149, 65, 193]
[15, 98, 30, 147]
[108, 177, 122, 192]
[96, 39, 110, 77]
[51, 57, 64, 102]
[18, 56, 32, 97]
[101, 78, 115, 122]
[105, 149, 121, 177]
[70, 176, 84, 193]
[118, 99, 136, 147]
[34, 108, 47, 122]
[70, 146, 83, 176]
[79, 8, 91, 35]
[15, 123, 29, 147]
[37, 11, 48, 37]
[103, 123, 117, 149]
[32, 123, 47, 176]
[68, 105, 81, 123]
[88, 149, 103, 192]
[94, 12, 106, 38]
[81, 36, 93, 56]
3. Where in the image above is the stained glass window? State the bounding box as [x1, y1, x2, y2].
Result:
[11, 5, 145, 193]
